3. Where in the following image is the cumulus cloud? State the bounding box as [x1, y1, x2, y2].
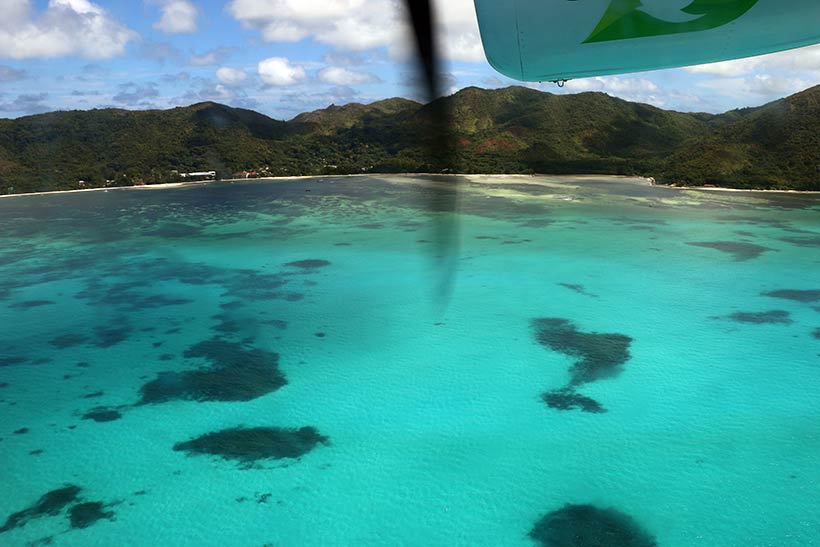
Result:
[322, 51, 367, 67]
[170, 77, 258, 109]
[318, 66, 379, 85]
[189, 47, 236, 66]
[0, 0, 137, 60]
[0, 92, 50, 114]
[561, 76, 665, 107]
[226, 0, 485, 63]
[140, 41, 182, 64]
[434, 0, 486, 63]
[677, 43, 820, 109]
[160, 71, 191, 83]
[0, 65, 27, 82]
[686, 43, 820, 77]
[216, 67, 248, 87]
[112, 82, 160, 107]
[258, 57, 307, 86]
[152, 0, 198, 34]
[698, 75, 813, 103]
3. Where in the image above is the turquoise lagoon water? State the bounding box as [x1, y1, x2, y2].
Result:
[0, 175, 818, 546]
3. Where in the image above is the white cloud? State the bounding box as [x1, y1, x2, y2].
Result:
[216, 66, 248, 87]
[698, 75, 812, 102]
[0, 65, 27, 82]
[226, 0, 484, 63]
[435, 0, 486, 63]
[258, 57, 307, 86]
[557, 76, 666, 107]
[189, 47, 235, 66]
[0, 0, 137, 60]
[686, 43, 820, 77]
[686, 58, 762, 77]
[318, 66, 378, 85]
[0, 92, 50, 114]
[153, 1, 198, 35]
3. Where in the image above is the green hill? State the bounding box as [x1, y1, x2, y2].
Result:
[1, 85, 819, 194]
[661, 85, 820, 190]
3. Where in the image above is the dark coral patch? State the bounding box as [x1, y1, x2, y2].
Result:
[532, 318, 632, 386]
[10, 300, 55, 309]
[558, 283, 598, 298]
[173, 426, 328, 465]
[358, 223, 384, 230]
[14, 427, 29, 434]
[49, 334, 88, 349]
[222, 271, 289, 300]
[93, 324, 132, 348]
[779, 236, 820, 248]
[138, 338, 286, 404]
[138, 295, 193, 308]
[530, 504, 657, 547]
[68, 502, 114, 529]
[727, 310, 792, 325]
[0, 356, 27, 367]
[82, 408, 122, 423]
[82, 391, 104, 399]
[212, 312, 241, 334]
[543, 390, 606, 414]
[762, 289, 820, 303]
[813, 328, 820, 340]
[285, 259, 331, 269]
[76, 279, 194, 311]
[0, 485, 81, 533]
[686, 241, 773, 261]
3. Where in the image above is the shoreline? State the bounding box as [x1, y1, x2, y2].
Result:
[1, 173, 819, 199]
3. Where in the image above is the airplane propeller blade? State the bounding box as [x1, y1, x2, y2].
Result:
[402, 0, 460, 308]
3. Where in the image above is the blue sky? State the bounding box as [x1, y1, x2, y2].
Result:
[1, 0, 819, 120]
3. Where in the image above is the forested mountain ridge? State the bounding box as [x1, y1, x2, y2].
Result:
[1, 85, 819, 194]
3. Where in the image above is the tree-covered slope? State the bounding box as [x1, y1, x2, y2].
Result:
[1, 85, 818, 194]
[661, 85, 820, 190]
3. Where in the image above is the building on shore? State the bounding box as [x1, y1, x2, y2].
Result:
[180, 171, 217, 181]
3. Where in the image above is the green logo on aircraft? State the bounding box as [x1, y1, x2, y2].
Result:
[584, 0, 759, 43]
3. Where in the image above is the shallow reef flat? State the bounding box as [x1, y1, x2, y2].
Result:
[0, 175, 819, 546]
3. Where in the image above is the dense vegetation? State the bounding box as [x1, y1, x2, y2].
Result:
[1, 85, 819, 194]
